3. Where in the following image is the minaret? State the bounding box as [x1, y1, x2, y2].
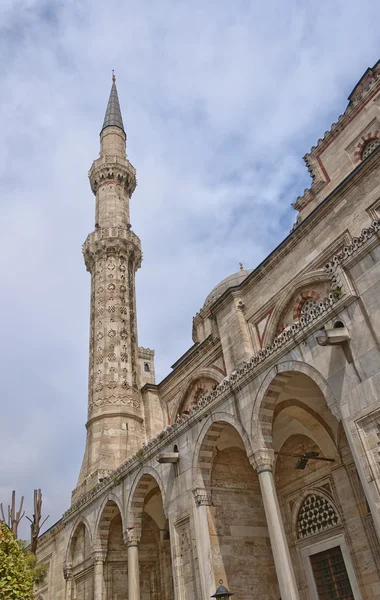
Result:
[76, 75, 144, 490]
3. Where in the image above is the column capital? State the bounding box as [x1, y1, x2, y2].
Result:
[125, 525, 142, 547]
[192, 487, 212, 507]
[91, 548, 107, 564]
[250, 449, 274, 473]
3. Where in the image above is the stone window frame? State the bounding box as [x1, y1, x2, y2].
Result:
[296, 491, 340, 540]
[291, 486, 341, 544]
[300, 533, 363, 600]
[353, 130, 380, 163]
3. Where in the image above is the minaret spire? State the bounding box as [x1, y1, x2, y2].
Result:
[74, 77, 143, 497]
[101, 71, 125, 134]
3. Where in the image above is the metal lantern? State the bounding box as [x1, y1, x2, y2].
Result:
[211, 580, 234, 598]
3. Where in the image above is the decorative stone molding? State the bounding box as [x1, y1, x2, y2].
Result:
[91, 549, 107, 564]
[83, 227, 142, 273]
[192, 487, 212, 507]
[325, 220, 380, 275]
[250, 449, 274, 474]
[88, 393, 141, 413]
[89, 154, 136, 197]
[125, 526, 142, 547]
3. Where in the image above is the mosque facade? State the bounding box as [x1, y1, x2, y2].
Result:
[35, 62, 380, 600]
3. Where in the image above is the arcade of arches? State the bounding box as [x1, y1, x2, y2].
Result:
[63, 371, 380, 600]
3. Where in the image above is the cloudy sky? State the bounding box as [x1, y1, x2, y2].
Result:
[0, 0, 379, 538]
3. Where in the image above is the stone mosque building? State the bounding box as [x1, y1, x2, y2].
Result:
[34, 61, 380, 600]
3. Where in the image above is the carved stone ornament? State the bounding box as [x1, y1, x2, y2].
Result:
[92, 549, 107, 564]
[126, 526, 142, 547]
[89, 393, 141, 412]
[250, 449, 274, 473]
[193, 487, 212, 507]
[82, 228, 142, 273]
[89, 155, 137, 197]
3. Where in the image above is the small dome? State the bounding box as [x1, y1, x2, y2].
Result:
[203, 269, 253, 308]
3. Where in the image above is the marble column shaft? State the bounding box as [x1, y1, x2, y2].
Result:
[252, 452, 300, 600]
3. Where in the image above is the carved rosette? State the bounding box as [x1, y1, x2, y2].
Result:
[84, 228, 142, 417]
[89, 155, 137, 197]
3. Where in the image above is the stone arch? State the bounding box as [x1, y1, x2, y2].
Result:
[354, 130, 380, 162]
[127, 465, 167, 525]
[273, 400, 337, 460]
[263, 270, 331, 345]
[252, 360, 340, 452]
[292, 487, 341, 540]
[94, 492, 125, 549]
[65, 515, 93, 566]
[192, 411, 252, 489]
[170, 367, 224, 422]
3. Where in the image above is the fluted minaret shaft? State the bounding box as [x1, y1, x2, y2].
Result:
[76, 79, 144, 489]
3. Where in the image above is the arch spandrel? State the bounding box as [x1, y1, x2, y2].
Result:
[127, 465, 168, 524]
[94, 492, 125, 549]
[252, 360, 341, 453]
[191, 411, 252, 490]
[170, 367, 224, 422]
[263, 270, 331, 345]
[65, 515, 93, 566]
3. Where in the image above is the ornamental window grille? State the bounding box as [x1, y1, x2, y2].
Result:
[310, 546, 354, 599]
[297, 494, 339, 539]
[300, 298, 318, 316]
[361, 138, 380, 160]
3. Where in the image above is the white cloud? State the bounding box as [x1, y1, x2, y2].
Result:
[0, 0, 379, 537]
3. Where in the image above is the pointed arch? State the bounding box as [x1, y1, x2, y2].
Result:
[127, 465, 167, 525]
[170, 367, 224, 422]
[191, 411, 252, 489]
[263, 270, 331, 345]
[94, 492, 125, 549]
[65, 515, 93, 566]
[252, 360, 340, 452]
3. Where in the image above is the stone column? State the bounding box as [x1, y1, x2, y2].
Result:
[127, 527, 141, 600]
[251, 451, 300, 600]
[63, 563, 73, 600]
[92, 550, 106, 600]
[192, 488, 215, 600]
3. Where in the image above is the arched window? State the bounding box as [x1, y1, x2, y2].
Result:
[361, 138, 380, 160]
[297, 493, 339, 539]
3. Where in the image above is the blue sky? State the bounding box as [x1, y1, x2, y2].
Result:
[0, 0, 379, 538]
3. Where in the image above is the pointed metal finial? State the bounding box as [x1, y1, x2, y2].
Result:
[239, 262, 244, 271]
[101, 73, 124, 133]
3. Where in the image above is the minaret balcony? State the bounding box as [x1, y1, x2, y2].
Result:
[82, 226, 142, 271]
[89, 155, 137, 196]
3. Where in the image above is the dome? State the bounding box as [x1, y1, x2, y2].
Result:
[203, 269, 253, 308]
